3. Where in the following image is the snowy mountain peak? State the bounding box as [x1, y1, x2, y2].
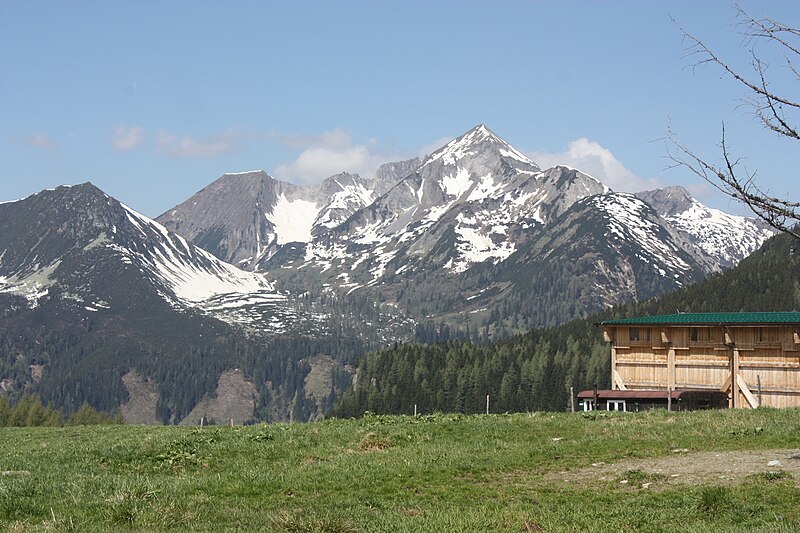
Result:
[425, 124, 540, 170]
[636, 186, 694, 216]
[538, 165, 611, 196]
[546, 165, 610, 191]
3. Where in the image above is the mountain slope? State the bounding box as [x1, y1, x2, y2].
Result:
[636, 186, 775, 268]
[277, 127, 613, 291]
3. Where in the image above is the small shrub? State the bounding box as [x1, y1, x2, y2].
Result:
[580, 411, 608, 420]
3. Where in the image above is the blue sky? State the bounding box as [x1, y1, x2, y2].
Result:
[1, 1, 797, 218]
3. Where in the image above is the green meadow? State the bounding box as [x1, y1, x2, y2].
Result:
[2, 409, 800, 532]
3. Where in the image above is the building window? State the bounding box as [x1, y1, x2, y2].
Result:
[607, 400, 626, 412]
[629, 327, 651, 343]
[690, 327, 712, 343]
[756, 327, 779, 343]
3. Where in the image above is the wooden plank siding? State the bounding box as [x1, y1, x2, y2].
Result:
[604, 324, 800, 409]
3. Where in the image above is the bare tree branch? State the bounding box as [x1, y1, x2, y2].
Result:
[752, 55, 800, 139]
[736, 4, 800, 57]
[666, 126, 800, 239]
[673, 16, 800, 109]
[669, 7, 800, 239]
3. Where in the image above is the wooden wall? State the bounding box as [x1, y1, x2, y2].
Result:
[607, 325, 800, 409]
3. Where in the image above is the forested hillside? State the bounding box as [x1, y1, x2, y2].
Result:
[331, 232, 800, 417]
[0, 289, 362, 423]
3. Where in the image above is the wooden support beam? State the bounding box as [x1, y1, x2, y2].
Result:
[667, 347, 676, 390]
[610, 345, 617, 390]
[736, 374, 760, 409]
[613, 370, 628, 391]
[719, 372, 732, 392]
[731, 348, 740, 408]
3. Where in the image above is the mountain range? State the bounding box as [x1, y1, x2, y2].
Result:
[0, 124, 776, 422]
[159, 124, 773, 332]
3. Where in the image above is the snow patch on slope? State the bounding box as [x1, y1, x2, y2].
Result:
[593, 194, 692, 278]
[452, 213, 516, 273]
[122, 205, 278, 303]
[267, 195, 320, 244]
[0, 261, 61, 307]
[442, 168, 473, 198]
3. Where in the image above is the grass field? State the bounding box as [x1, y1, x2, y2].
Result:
[2, 409, 800, 531]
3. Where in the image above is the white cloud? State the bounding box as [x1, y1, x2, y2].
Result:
[26, 133, 57, 150]
[112, 126, 145, 150]
[530, 138, 660, 192]
[156, 130, 239, 158]
[271, 129, 403, 184]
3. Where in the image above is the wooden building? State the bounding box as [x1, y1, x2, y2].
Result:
[576, 389, 728, 412]
[596, 312, 800, 409]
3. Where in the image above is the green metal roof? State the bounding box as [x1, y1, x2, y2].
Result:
[597, 312, 800, 326]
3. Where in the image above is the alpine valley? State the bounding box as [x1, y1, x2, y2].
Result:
[0, 125, 775, 423]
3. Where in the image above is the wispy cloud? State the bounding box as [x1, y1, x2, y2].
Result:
[271, 129, 404, 184]
[26, 133, 57, 151]
[530, 138, 660, 192]
[155, 130, 239, 158]
[112, 126, 145, 151]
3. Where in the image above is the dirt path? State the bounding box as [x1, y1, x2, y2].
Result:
[548, 449, 800, 488]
